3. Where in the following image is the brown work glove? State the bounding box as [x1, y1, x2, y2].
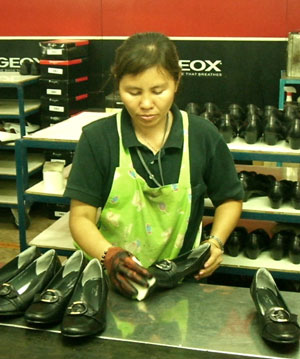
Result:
[104, 247, 153, 298]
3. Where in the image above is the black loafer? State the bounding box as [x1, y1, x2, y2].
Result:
[0, 246, 41, 284]
[0, 249, 61, 316]
[24, 250, 87, 325]
[148, 242, 211, 290]
[250, 268, 300, 344]
[61, 259, 108, 338]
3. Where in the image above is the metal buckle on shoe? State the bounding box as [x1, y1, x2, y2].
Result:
[155, 260, 172, 271]
[267, 307, 290, 323]
[0, 283, 12, 296]
[41, 289, 59, 303]
[67, 301, 88, 315]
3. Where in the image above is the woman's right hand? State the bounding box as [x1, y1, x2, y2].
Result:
[104, 247, 153, 298]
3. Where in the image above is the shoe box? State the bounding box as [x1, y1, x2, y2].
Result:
[39, 39, 89, 60]
[41, 114, 70, 127]
[39, 58, 88, 80]
[287, 31, 300, 78]
[41, 94, 89, 116]
[40, 76, 88, 97]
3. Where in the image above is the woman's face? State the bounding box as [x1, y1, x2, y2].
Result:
[119, 66, 179, 129]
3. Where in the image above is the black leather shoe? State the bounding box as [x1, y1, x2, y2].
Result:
[0, 249, 61, 316]
[287, 118, 300, 150]
[185, 102, 201, 116]
[217, 113, 238, 143]
[0, 246, 41, 284]
[270, 230, 293, 261]
[244, 229, 269, 259]
[61, 259, 107, 337]
[148, 242, 211, 290]
[267, 180, 293, 209]
[239, 113, 263, 144]
[288, 233, 300, 265]
[238, 171, 274, 202]
[19, 60, 31, 75]
[225, 227, 248, 257]
[30, 61, 40, 75]
[250, 268, 300, 344]
[291, 181, 300, 210]
[24, 250, 87, 325]
[263, 114, 287, 146]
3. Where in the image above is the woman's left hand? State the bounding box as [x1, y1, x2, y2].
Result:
[194, 243, 223, 280]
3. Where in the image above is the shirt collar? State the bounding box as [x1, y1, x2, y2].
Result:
[121, 104, 183, 150]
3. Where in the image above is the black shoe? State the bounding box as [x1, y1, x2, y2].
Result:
[61, 259, 108, 338]
[244, 229, 269, 259]
[287, 118, 300, 150]
[291, 181, 300, 210]
[217, 113, 238, 143]
[270, 230, 293, 261]
[0, 249, 61, 316]
[239, 112, 263, 144]
[267, 180, 293, 209]
[250, 268, 300, 344]
[225, 227, 248, 257]
[263, 114, 287, 146]
[30, 61, 40, 75]
[24, 250, 87, 325]
[19, 60, 31, 75]
[238, 171, 274, 202]
[185, 102, 201, 116]
[148, 242, 211, 290]
[200, 102, 221, 126]
[288, 233, 300, 265]
[0, 246, 41, 284]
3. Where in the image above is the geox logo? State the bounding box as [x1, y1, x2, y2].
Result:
[0, 57, 39, 69]
[179, 60, 223, 77]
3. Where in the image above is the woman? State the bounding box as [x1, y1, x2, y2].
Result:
[64, 32, 243, 298]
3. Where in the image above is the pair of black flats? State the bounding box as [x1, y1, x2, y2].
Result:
[0, 247, 108, 338]
[251, 268, 300, 344]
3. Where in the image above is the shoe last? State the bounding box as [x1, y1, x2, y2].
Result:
[0, 249, 61, 316]
[250, 268, 300, 344]
[24, 250, 87, 325]
[0, 246, 41, 284]
[61, 259, 108, 337]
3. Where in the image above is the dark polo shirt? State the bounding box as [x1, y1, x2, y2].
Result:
[64, 104, 243, 253]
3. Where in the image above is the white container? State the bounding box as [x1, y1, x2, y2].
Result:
[43, 161, 65, 192]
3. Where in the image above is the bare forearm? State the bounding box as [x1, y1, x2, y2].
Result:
[210, 199, 243, 244]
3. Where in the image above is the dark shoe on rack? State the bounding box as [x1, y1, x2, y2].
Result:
[287, 118, 300, 150]
[217, 113, 238, 143]
[270, 230, 293, 261]
[288, 234, 300, 265]
[0, 246, 41, 284]
[24, 250, 87, 325]
[291, 181, 300, 210]
[185, 102, 201, 116]
[225, 227, 248, 257]
[238, 171, 275, 202]
[250, 267, 300, 344]
[148, 242, 211, 290]
[0, 249, 61, 316]
[200, 102, 221, 126]
[267, 180, 293, 209]
[30, 61, 40, 75]
[228, 103, 245, 126]
[244, 229, 269, 259]
[61, 259, 108, 338]
[263, 114, 287, 146]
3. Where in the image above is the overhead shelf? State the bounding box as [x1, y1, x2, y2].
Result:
[0, 99, 41, 117]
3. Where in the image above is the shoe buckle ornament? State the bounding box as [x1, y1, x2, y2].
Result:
[67, 301, 88, 315]
[0, 283, 12, 296]
[41, 289, 59, 303]
[155, 260, 172, 271]
[267, 307, 290, 323]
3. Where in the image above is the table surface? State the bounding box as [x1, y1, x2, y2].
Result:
[0, 282, 299, 359]
[0, 71, 40, 84]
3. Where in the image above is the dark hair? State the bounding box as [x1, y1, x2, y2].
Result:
[111, 32, 181, 85]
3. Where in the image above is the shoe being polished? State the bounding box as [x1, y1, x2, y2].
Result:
[0, 246, 41, 284]
[61, 258, 108, 338]
[24, 250, 87, 325]
[250, 268, 300, 344]
[148, 242, 211, 290]
[0, 249, 61, 316]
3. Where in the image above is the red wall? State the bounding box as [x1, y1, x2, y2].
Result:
[0, 0, 299, 38]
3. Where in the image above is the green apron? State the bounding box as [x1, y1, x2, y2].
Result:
[98, 110, 194, 268]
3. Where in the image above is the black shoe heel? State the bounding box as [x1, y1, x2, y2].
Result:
[245, 130, 259, 144]
[250, 268, 300, 344]
[289, 137, 300, 150]
[264, 132, 278, 146]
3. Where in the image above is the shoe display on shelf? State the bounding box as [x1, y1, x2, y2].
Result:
[0, 246, 41, 284]
[0, 249, 61, 316]
[267, 179, 294, 209]
[239, 113, 264, 144]
[24, 250, 87, 325]
[225, 226, 248, 257]
[238, 171, 275, 202]
[244, 228, 270, 259]
[250, 267, 300, 344]
[61, 258, 108, 338]
[291, 181, 300, 210]
[263, 114, 287, 146]
[185, 102, 201, 116]
[269, 230, 293, 261]
[200, 102, 221, 126]
[287, 118, 300, 150]
[217, 113, 238, 143]
[288, 233, 300, 265]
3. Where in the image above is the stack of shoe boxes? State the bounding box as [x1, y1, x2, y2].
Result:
[39, 39, 89, 127]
